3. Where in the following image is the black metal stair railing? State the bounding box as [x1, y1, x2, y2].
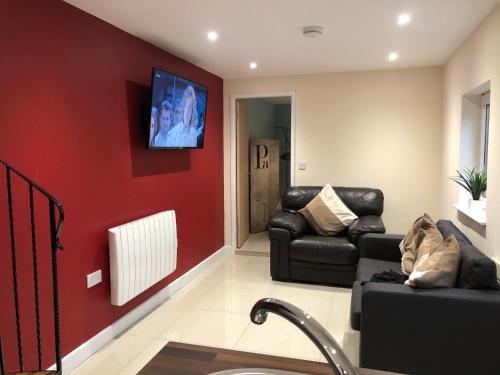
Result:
[0, 159, 65, 375]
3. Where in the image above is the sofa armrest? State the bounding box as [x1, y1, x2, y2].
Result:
[268, 211, 309, 239]
[358, 233, 403, 262]
[269, 227, 292, 280]
[347, 215, 386, 243]
[360, 282, 500, 375]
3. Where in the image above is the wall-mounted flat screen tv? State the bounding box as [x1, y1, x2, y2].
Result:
[148, 67, 208, 149]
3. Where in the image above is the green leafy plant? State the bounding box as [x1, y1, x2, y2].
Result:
[450, 167, 487, 200]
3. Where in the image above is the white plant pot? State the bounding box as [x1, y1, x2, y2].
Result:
[468, 199, 484, 212]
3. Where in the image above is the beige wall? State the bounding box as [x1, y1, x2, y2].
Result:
[224, 67, 444, 245]
[459, 95, 483, 170]
[441, 5, 500, 260]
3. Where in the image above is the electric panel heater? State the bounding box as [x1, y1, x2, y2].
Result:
[108, 210, 177, 306]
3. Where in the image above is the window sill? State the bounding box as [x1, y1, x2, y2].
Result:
[452, 203, 486, 226]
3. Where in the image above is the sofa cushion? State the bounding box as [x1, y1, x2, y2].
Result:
[436, 220, 498, 290]
[457, 244, 499, 290]
[406, 234, 461, 288]
[299, 184, 357, 236]
[282, 186, 384, 216]
[400, 214, 442, 275]
[289, 235, 358, 265]
[283, 186, 322, 211]
[289, 261, 357, 286]
[436, 219, 472, 247]
[357, 258, 402, 282]
[335, 187, 384, 217]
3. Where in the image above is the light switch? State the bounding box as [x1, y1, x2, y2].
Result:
[298, 161, 307, 170]
[87, 270, 102, 288]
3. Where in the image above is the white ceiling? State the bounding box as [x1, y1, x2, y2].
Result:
[64, 0, 499, 79]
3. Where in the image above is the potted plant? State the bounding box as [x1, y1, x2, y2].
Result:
[450, 167, 487, 211]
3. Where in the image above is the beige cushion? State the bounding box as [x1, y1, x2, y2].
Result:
[406, 234, 461, 288]
[400, 214, 442, 275]
[299, 183, 357, 236]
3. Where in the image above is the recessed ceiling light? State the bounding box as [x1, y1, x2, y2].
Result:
[388, 52, 399, 61]
[207, 31, 218, 41]
[397, 13, 411, 25]
[249, 62, 257, 69]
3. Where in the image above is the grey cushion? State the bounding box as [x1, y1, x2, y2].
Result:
[356, 258, 402, 282]
[289, 235, 358, 265]
[436, 220, 498, 290]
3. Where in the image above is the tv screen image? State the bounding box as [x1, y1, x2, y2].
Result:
[148, 67, 208, 149]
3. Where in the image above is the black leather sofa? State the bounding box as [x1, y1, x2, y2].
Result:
[351, 220, 500, 375]
[268, 186, 385, 286]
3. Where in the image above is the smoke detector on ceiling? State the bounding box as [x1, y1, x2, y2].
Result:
[303, 26, 323, 38]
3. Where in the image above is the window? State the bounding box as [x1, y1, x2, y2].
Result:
[459, 84, 489, 173]
[458, 82, 490, 220]
[483, 103, 490, 170]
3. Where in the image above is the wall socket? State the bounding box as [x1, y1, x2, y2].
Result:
[87, 270, 102, 288]
[298, 161, 307, 170]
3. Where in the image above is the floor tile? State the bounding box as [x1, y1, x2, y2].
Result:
[125, 303, 185, 338]
[188, 261, 238, 288]
[327, 289, 352, 331]
[117, 339, 168, 375]
[166, 282, 214, 308]
[343, 329, 360, 367]
[234, 314, 322, 361]
[69, 253, 358, 374]
[159, 309, 250, 349]
[70, 334, 154, 375]
[195, 284, 272, 314]
[237, 231, 270, 254]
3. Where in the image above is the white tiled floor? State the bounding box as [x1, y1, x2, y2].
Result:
[70, 253, 359, 375]
[237, 231, 270, 254]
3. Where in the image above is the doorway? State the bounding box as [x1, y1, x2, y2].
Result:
[233, 95, 294, 253]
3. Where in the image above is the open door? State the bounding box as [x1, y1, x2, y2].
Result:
[236, 101, 250, 248]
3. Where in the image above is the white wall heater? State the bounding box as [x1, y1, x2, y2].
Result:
[108, 210, 177, 306]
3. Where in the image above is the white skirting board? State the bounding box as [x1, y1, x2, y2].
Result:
[50, 245, 234, 374]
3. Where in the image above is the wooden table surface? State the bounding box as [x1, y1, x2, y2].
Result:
[138, 342, 402, 375]
[9, 372, 56, 375]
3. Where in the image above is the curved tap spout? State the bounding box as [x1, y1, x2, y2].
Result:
[250, 298, 358, 375]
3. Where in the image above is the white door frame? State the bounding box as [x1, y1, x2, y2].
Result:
[230, 92, 296, 250]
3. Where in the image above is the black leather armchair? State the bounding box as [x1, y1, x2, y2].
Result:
[268, 186, 385, 286]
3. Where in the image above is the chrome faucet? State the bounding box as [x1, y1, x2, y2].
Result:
[250, 298, 358, 375]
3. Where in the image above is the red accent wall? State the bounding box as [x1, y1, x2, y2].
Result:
[0, 0, 224, 371]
